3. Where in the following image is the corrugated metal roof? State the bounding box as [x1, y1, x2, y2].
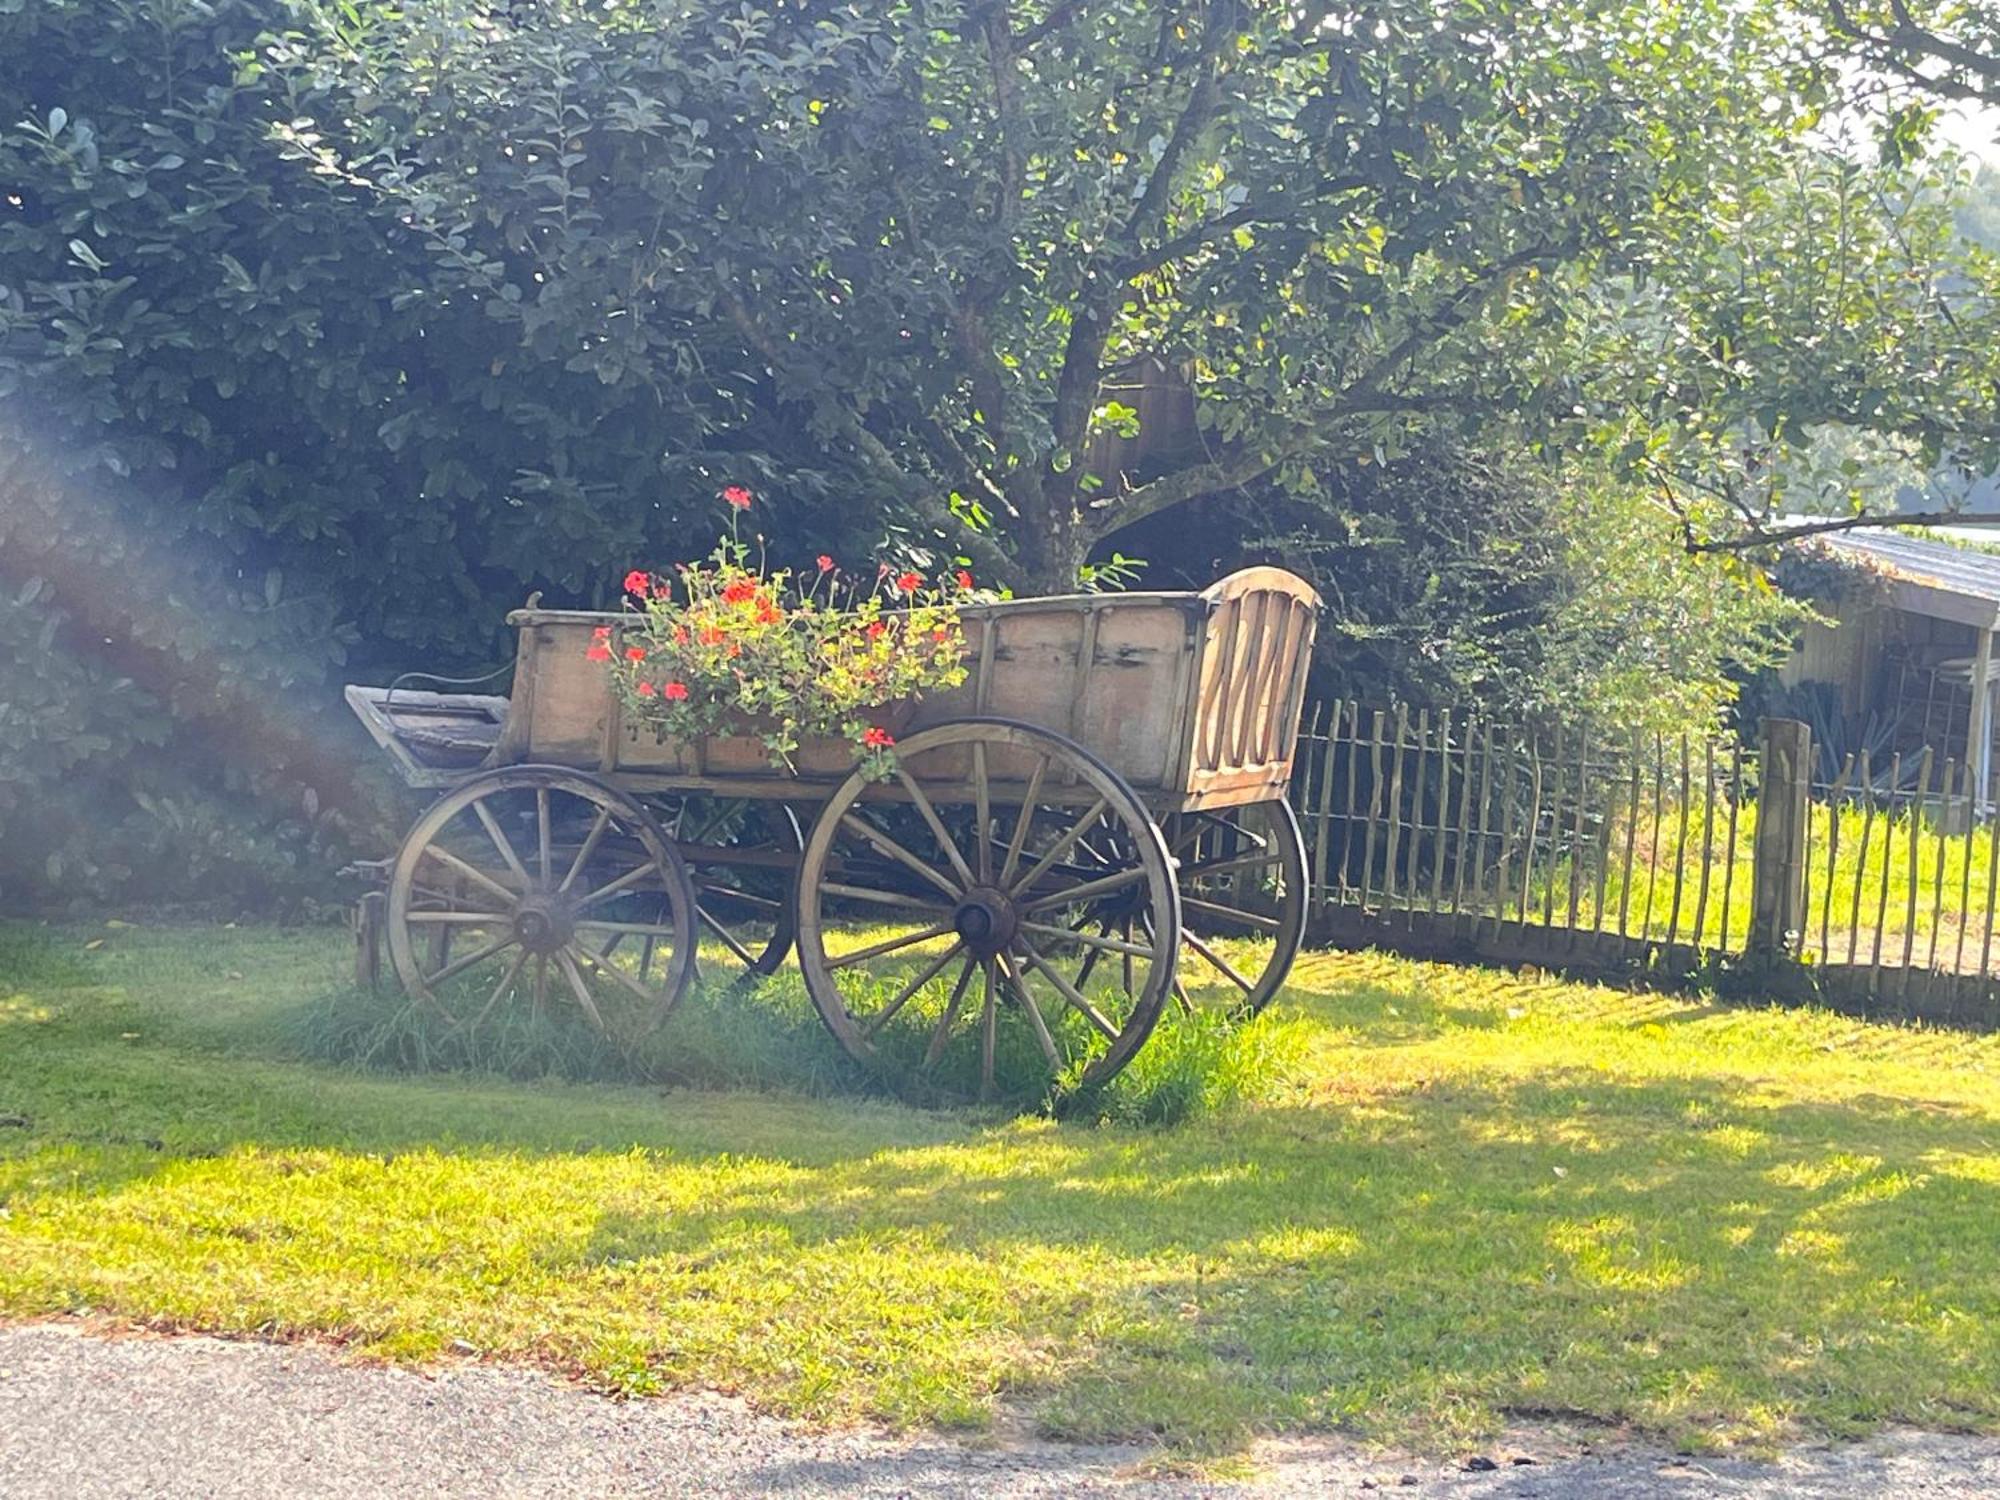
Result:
[1813, 527, 2000, 608]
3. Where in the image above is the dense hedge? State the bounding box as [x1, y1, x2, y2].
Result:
[0, 0, 894, 909]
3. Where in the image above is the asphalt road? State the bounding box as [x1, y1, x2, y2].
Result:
[3, 1322, 1997, 1497]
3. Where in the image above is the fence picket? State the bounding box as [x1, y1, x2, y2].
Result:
[1927, 758, 1955, 976]
[1360, 710, 1386, 912]
[1429, 708, 1452, 917]
[1566, 731, 1589, 941]
[1819, 754, 1854, 965]
[1849, 750, 1874, 967]
[1869, 750, 1901, 991]
[1617, 738, 1642, 939]
[1382, 705, 1409, 911]
[1692, 738, 1716, 952]
[1665, 736, 1691, 952]
[1899, 747, 1933, 995]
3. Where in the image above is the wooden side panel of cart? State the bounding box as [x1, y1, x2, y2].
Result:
[468, 567, 1317, 809]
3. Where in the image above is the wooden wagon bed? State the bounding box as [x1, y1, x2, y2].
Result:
[349, 567, 1319, 811]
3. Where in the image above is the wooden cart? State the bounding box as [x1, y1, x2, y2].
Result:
[347, 567, 1319, 1100]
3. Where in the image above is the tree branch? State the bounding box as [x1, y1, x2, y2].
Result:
[1687, 508, 2000, 552]
[1113, 174, 1373, 279]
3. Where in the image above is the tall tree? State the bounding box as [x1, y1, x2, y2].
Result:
[295, 0, 1830, 588]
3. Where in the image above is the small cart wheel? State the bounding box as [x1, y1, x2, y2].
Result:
[386, 766, 699, 1040]
[649, 796, 803, 987]
[1161, 798, 1308, 1019]
[794, 718, 1180, 1105]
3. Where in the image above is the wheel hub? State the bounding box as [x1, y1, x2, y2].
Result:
[951, 886, 1019, 957]
[511, 895, 576, 955]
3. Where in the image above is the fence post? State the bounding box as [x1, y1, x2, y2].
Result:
[1750, 717, 1812, 960]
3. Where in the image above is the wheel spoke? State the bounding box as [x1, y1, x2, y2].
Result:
[861, 940, 967, 1038]
[977, 960, 999, 1100]
[838, 813, 963, 901]
[1180, 850, 1285, 881]
[471, 800, 531, 885]
[561, 807, 614, 892]
[922, 957, 979, 1069]
[570, 942, 667, 1011]
[827, 921, 956, 971]
[1015, 936, 1121, 1043]
[998, 756, 1048, 887]
[819, 881, 954, 915]
[573, 859, 663, 912]
[997, 952, 1062, 1068]
[555, 948, 607, 1029]
[698, 884, 783, 913]
[1171, 976, 1196, 1017]
[1183, 896, 1280, 931]
[426, 932, 518, 990]
[1022, 865, 1148, 912]
[895, 767, 978, 890]
[1021, 921, 1156, 960]
[447, 948, 528, 1037]
[404, 909, 511, 925]
[697, 905, 760, 968]
[419, 843, 520, 907]
[972, 743, 993, 884]
[1009, 797, 1112, 898]
[1183, 930, 1257, 995]
[537, 788, 553, 883]
[574, 918, 682, 937]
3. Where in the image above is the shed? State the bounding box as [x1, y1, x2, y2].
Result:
[1779, 527, 2000, 797]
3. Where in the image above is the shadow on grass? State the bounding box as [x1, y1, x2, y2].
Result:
[4, 924, 2000, 1451]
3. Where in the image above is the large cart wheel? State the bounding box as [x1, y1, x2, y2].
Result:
[649, 796, 802, 987]
[386, 766, 700, 1039]
[1162, 798, 1308, 1019]
[794, 719, 1180, 1105]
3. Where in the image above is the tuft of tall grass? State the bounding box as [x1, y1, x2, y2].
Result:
[293, 970, 1304, 1125]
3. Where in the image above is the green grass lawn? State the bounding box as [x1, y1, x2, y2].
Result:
[4, 921, 2000, 1457]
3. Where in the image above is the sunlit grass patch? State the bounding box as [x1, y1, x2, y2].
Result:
[3, 920, 2000, 1456]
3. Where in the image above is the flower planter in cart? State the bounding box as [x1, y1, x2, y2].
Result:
[342, 570, 1321, 1106]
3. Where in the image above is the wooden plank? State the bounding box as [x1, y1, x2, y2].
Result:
[1848, 750, 1874, 966]
[1869, 751, 1901, 992]
[1405, 708, 1430, 919]
[1691, 737, 1716, 953]
[1641, 735, 1664, 944]
[1591, 736, 1615, 937]
[1957, 759, 1977, 976]
[1818, 753, 1855, 964]
[1541, 725, 1565, 933]
[1338, 701, 1363, 901]
[1429, 708, 1452, 917]
[1616, 735, 1641, 939]
[1471, 721, 1496, 921]
[1381, 704, 1409, 911]
[1982, 786, 2000, 977]
[1565, 730, 1589, 941]
[1491, 739, 1521, 940]
[1517, 733, 1544, 930]
[1452, 716, 1479, 916]
[1309, 701, 1337, 913]
[1899, 747, 1933, 993]
[1665, 735, 1691, 951]
[1360, 709, 1386, 913]
[1928, 757, 1955, 975]
[1720, 740, 1744, 952]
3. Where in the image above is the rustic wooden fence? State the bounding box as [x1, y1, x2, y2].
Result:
[1284, 705, 2000, 1026]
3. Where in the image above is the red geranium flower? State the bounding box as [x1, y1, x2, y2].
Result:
[663, 681, 689, 701]
[865, 620, 886, 640]
[624, 569, 651, 598]
[721, 485, 753, 510]
[722, 577, 758, 605]
[955, 569, 974, 591]
[672, 626, 689, 645]
[626, 646, 647, 662]
[592, 625, 612, 640]
[816, 554, 835, 573]
[699, 627, 726, 646]
[862, 725, 895, 749]
[895, 571, 923, 593]
[585, 643, 612, 663]
[636, 680, 656, 697]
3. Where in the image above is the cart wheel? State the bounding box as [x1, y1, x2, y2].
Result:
[1161, 798, 1308, 1019]
[794, 719, 1179, 1105]
[649, 797, 802, 988]
[386, 766, 699, 1040]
